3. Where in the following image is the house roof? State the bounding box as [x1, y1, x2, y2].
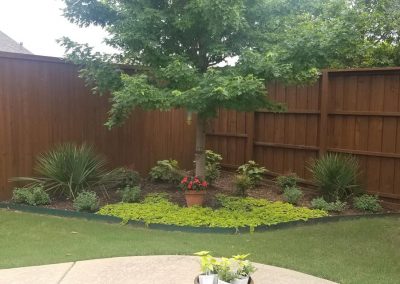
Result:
[0, 30, 32, 54]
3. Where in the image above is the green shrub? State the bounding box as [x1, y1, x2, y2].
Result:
[12, 185, 50, 206]
[283, 186, 303, 205]
[73, 191, 100, 212]
[12, 143, 122, 199]
[149, 159, 183, 183]
[98, 194, 327, 230]
[205, 150, 222, 184]
[234, 174, 253, 196]
[310, 197, 347, 212]
[353, 194, 382, 212]
[120, 186, 141, 203]
[309, 153, 361, 201]
[116, 168, 141, 188]
[237, 161, 267, 186]
[275, 173, 298, 191]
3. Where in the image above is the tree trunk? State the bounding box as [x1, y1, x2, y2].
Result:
[195, 117, 206, 179]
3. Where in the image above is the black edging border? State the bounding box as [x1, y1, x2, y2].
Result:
[1, 202, 399, 234]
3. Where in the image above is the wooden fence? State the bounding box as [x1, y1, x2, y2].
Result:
[1, 52, 399, 201]
[207, 68, 400, 201]
[0, 52, 196, 199]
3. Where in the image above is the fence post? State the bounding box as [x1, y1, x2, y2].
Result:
[319, 70, 330, 157]
[245, 111, 255, 161]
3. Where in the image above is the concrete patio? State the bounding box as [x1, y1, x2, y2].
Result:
[0, 255, 337, 284]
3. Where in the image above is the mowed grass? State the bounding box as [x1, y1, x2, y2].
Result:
[0, 210, 399, 284]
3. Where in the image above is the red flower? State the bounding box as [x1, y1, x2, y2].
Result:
[202, 181, 208, 187]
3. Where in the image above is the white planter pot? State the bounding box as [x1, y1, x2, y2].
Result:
[218, 279, 231, 284]
[232, 277, 249, 284]
[199, 274, 217, 284]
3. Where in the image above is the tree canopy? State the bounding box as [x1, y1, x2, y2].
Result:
[60, 0, 400, 177]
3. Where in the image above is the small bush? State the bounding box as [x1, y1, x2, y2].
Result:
[73, 191, 99, 212]
[205, 150, 222, 184]
[310, 197, 347, 212]
[149, 159, 184, 183]
[120, 186, 141, 203]
[12, 185, 50, 206]
[276, 173, 298, 191]
[237, 161, 267, 186]
[116, 168, 141, 188]
[283, 186, 303, 205]
[353, 194, 382, 212]
[309, 153, 361, 201]
[234, 174, 253, 196]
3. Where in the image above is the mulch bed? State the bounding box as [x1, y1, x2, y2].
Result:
[36, 171, 399, 214]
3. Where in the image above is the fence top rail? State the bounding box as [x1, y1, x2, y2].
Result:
[324, 66, 400, 73]
[0, 51, 139, 71]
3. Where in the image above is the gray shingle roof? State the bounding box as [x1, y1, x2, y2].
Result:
[0, 30, 32, 54]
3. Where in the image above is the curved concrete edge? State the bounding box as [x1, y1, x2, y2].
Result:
[0, 255, 337, 284]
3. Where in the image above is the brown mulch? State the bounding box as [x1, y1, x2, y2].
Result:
[41, 171, 399, 214]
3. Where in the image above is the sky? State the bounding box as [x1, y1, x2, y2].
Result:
[0, 0, 116, 57]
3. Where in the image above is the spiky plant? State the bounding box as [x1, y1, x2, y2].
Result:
[309, 153, 361, 201]
[12, 143, 121, 198]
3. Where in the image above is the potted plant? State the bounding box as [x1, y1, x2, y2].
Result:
[179, 176, 208, 207]
[232, 254, 256, 284]
[194, 251, 218, 284]
[216, 258, 236, 284]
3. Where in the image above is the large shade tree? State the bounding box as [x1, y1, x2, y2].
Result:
[60, 0, 400, 178]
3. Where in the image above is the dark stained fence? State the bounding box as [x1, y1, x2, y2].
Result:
[0, 52, 195, 199]
[206, 68, 400, 202]
[1, 52, 400, 201]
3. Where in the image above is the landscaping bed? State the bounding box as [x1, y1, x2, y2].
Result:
[35, 171, 397, 215]
[8, 144, 399, 232]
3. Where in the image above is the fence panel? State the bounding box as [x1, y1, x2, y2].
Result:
[0, 52, 195, 199]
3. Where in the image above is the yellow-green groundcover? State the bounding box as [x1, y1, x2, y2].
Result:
[98, 194, 327, 229]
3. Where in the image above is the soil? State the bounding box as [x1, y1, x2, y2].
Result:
[36, 171, 400, 214]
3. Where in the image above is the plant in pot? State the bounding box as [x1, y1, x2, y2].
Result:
[216, 258, 236, 284]
[179, 176, 208, 207]
[194, 251, 218, 284]
[232, 254, 256, 284]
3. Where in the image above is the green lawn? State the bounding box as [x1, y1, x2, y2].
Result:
[0, 210, 399, 284]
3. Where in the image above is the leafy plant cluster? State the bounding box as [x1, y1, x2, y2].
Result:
[149, 159, 184, 184]
[119, 186, 141, 203]
[283, 187, 303, 205]
[98, 194, 327, 230]
[353, 194, 382, 212]
[12, 185, 50, 206]
[205, 150, 222, 184]
[276, 173, 299, 191]
[275, 173, 303, 205]
[237, 161, 267, 186]
[195, 251, 256, 283]
[73, 191, 100, 212]
[115, 168, 141, 188]
[234, 161, 267, 196]
[310, 197, 347, 213]
[234, 174, 253, 197]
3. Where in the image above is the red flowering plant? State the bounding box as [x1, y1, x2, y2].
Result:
[179, 176, 208, 191]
